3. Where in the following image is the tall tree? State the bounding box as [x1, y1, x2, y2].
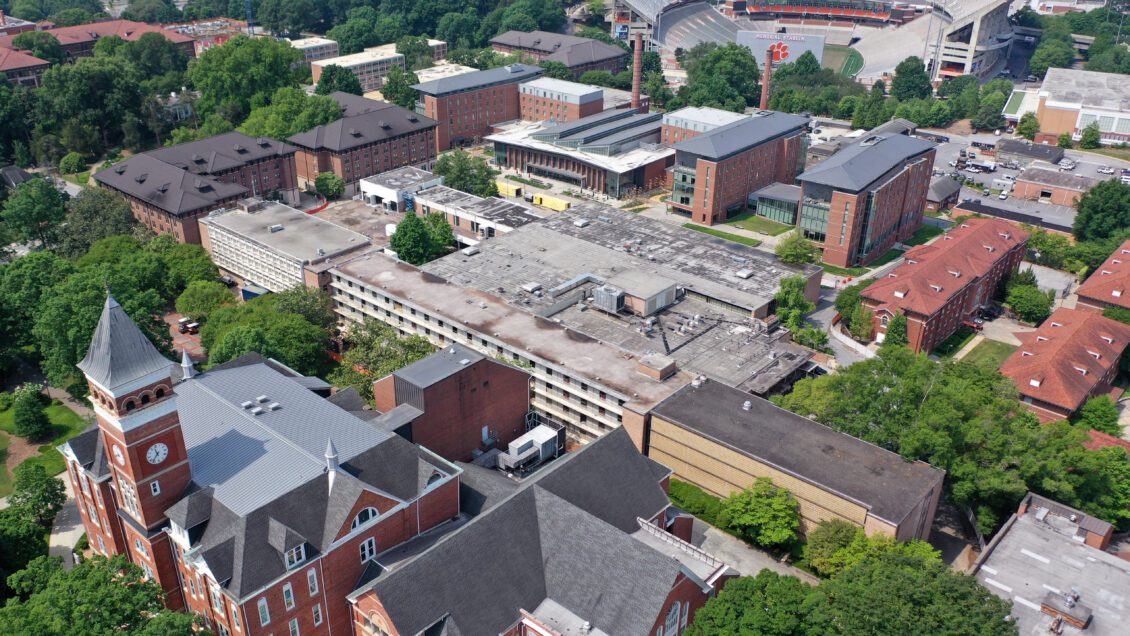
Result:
[56, 189, 136, 259]
[389, 213, 435, 266]
[174, 280, 234, 324]
[12, 383, 51, 441]
[1, 178, 68, 248]
[120, 0, 180, 23]
[396, 35, 434, 70]
[314, 65, 363, 96]
[774, 275, 814, 333]
[775, 233, 819, 265]
[684, 570, 812, 636]
[720, 478, 800, 548]
[539, 60, 572, 80]
[187, 35, 302, 121]
[38, 55, 143, 153]
[0, 508, 45, 600]
[883, 312, 908, 347]
[0, 251, 74, 349]
[256, 0, 318, 33]
[1073, 181, 1130, 242]
[237, 87, 342, 140]
[891, 56, 932, 101]
[1079, 122, 1101, 149]
[381, 66, 420, 110]
[684, 43, 760, 108]
[9, 463, 66, 526]
[10, 31, 67, 65]
[1017, 111, 1040, 140]
[432, 149, 499, 198]
[327, 319, 434, 403]
[1074, 396, 1121, 436]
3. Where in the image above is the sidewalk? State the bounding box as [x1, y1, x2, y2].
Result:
[49, 477, 83, 569]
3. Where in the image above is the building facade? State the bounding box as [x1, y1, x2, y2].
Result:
[668, 111, 809, 225]
[0, 19, 195, 60]
[1010, 163, 1098, 207]
[357, 166, 444, 212]
[0, 46, 48, 86]
[311, 49, 404, 92]
[1034, 68, 1130, 146]
[1075, 240, 1130, 314]
[414, 185, 540, 245]
[660, 107, 747, 145]
[519, 77, 605, 123]
[490, 30, 628, 78]
[288, 93, 437, 196]
[861, 218, 1028, 352]
[289, 37, 340, 63]
[146, 132, 301, 206]
[796, 134, 936, 268]
[413, 63, 544, 150]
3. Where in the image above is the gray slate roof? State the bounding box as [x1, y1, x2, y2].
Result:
[798, 133, 935, 192]
[287, 93, 436, 153]
[0, 165, 34, 189]
[674, 111, 809, 160]
[996, 138, 1064, 163]
[77, 294, 176, 392]
[93, 155, 247, 216]
[490, 31, 627, 68]
[358, 428, 681, 635]
[395, 343, 486, 389]
[65, 426, 112, 480]
[412, 64, 543, 97]
[146, 132, 296, 176]
[927, 176, 961, 202]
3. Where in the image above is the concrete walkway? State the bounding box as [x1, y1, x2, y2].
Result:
[690, 519, 820, 585]
[952, 334, 985, 361]
[49, 477, 83, 569]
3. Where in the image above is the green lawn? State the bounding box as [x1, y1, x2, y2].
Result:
[1003, 90, 1027, 116]
[905, 225, 944, 246]
[868, 248, 905, 268]
[824, 45, 864, 77]
[505, 174, 550, 189]
[682, 223, 762, 247]
[933, 327, 976, 358]
[62, 171, 90, 186]
[961, 339, 1017, 368]
[819, 262, 868, 276]
[0, 400, 90, 497]
[724, 212, 793, 236]
[1085, 146, 1130, 162]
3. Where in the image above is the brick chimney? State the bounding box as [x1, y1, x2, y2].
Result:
[759, 46, 773, 110]
[631, 33, 643, 111]
[1, 9, 7, 26]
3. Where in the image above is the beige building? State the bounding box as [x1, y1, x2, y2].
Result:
[1034, 68, 1130, 146]
[288, 37, 339, 63]
[647, 379, 945, 539]
[312, 49, 405, 92]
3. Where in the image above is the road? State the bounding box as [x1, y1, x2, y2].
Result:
[810, 289, 867, 368]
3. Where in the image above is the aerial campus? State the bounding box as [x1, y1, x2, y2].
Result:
[2, 0, 1130, 634]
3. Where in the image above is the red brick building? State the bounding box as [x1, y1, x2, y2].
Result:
[0, 46, 48, 86]
[1010, 163, 1098, 208]
[1000, 308, 1130, 422]
[519, 77, 604, 123]
[146, 132, 300, 205]
[667, 111, 809, 225]
[0, 19, 195, 60]
[490, 30, 628, 79]
[288, 92, 437, 197]
[861, 218, 1028, 352]
[1076, 240, 1130, 313]
[796, 134, 936, 268]
[412, 63, 543, 150]
[372, 344, 532, 462]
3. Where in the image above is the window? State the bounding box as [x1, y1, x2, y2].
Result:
[359, 537, 376, 563]
[257, 598, 270, 626]
[352, 507, 379, 530]
[150, 481, 161, 496]
[231, 604, 241, 630]
[289, 618, 300, 636]
[219, 626, 230, 636]
[665, 603, 680, 635]
[307, 568, 318, 596]
[285, 544, 305, 569]
[211, 585, 224, 611]
[282, 583, 295, 610]
[312, 604, 323, 626]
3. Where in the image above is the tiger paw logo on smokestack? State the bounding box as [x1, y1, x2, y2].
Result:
[769, 41, 790, 63]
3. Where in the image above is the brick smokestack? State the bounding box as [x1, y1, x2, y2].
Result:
[0, 10, 6, 26]
[759, 46, 773, 110]
[631, 33, 643, 110]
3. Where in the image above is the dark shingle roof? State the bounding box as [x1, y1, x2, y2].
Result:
[93, 155, 247, 217]
[798, 134, 935, 192]
[0, 165, 35, 189]
[146, 132, 295, 176]
[927, 176, 961, 203]
[77, 294, 175, 392]
[674, 111, 809, 161]
[395, 343, 486, 389]
[490, 31, 627, 68]
[287, 93, 436, 153]
[411, 64, 543, 97]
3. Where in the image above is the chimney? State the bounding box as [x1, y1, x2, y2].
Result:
[631, 33, 643, 111]
[1, 10, 6, 26]
[759, 46, 773, 110]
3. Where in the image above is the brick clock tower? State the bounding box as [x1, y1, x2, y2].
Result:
[77, 295, 192, 610]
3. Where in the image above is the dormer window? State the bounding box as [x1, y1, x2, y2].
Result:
[285, 544, 305, 569]
[907, 259, 917, 265]
[894, 290, 906, 298]
[351, 507, 379, 530]
[998, 231, 1011, 240]
[1021, 351, 1032, 356]
[1030, 378, 1042, 387]
[929, 284, 943, 292]
[983, 244, 995, 253]
[1050, 322, 1062, 327]
[1036, 336, 1047, 342]
[1114, 259, 1123, 264]
[1102, 270, 1113, 276]
[1113, 289, 1122, 298]
[1088, 351, 1101, 360]
[1101, 335, 1114, 344]
[1074, 366, 1088, 376]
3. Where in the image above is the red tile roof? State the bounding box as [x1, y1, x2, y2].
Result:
[1084, 429, 1130, 454]
[0, 46, 48, 72]
[1000, 308, 1130, 413]
[861, 218, 1028, 317]
[1075, 239, 1130, 311]
[0, 19, 192, 50]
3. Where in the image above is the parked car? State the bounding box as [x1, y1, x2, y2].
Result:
[948, 160, 958, 167]
[1001, 174, 1017, 182]
[1002, 161, 1021, 170]
[178, 317, 193, 334]
[1097, 166, 1115, 175]
[998, 192, 1008, 200]
[186, 322, 200, 335]
[1025, 73, 1037, 81]
[966, 166, 983, 174]
[983, 189, 992, 196]
[219, 275, 236, 287]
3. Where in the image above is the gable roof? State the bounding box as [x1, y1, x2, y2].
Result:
[146, 132, 296, 176]
[490, 31, 627, 68]
[1000, 308, 1130, 413]
[927, 175, 961, 203]
[287, 93, 436, 153]
[798, 133, 935, 192]
[862, 218, 1028, 318]
[0, 46, 48, 73]
[674, 111, 809, 161]
[93, 155, 247, 216]
[0, 19, 192, 50]
[411, 63, 543, 97]
[1076, 240, 1130, 310]
[77, 294, 175, 392]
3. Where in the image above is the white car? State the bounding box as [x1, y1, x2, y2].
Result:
[1001, 174, 1016, 182]
[965, 166, 982, 174]
[1097, 166, 1115, 175]
[998, 192, 1009, 200]
[948, 160, 958, 167]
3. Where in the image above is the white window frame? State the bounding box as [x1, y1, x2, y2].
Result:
[257, 598, 270, 626]
[284, 544, 305, 569]
[312, 603, 323, 626]
[307, 568, 318, 596]
[282, 583, 295, 610]
[210, 584, 224, 611]
[289, 617, 300, 636]
[150, 480, 161, 496]
[360, 537, 376, 563]
[352, 507, 379, 530]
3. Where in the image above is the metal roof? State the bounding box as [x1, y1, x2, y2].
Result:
[77, 294, 176, 392]
[395, 343, 486, 389]
[798, 133, 935, 192]
[752, 182, 802, 203]
[288, 93, 436, 153]
[411, 64, 543, 97]
[674, 111, 809, 160]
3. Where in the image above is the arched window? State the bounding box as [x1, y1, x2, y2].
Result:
[141, 394, 151, 405]
[880, 315, 890, 326]
[351, 507, 379, 530]
[155, 388, 166, 399]
[665, 603, 680, 636]
[426, 471, 443, 486]
[125, 401, 136, 412]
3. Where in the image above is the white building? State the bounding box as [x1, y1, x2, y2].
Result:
[312, 49, 405, 92]
[925, 0, 1014, 81]
[1036, 68, 1130, 146]
[358, 166, 444, 212]
[288, 37, 340, 63]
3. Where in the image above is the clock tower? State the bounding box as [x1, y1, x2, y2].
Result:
[77, 294, 192, 609]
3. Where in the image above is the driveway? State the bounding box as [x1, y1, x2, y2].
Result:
[690, 519, 820, 585]
[979, 316, 1034, 346]
[49, 477, 83, 569]
[810, 290, 866, 368]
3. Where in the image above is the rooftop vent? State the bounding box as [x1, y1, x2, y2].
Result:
[459, 358, 471, 365]
[157, 183, 169, 193]
[741, 400, 752, 411]
[735, 268, 753, 280]
[350, 128, 362, 137]
[859, 135, 884, 146]
[267, 402, 281, 411]
[406, 114, 418, 122]
[233, 144, 246, 153]
[256, 395, 269, 403]
[257, 137, 270, 147]
[192, 153, 204, 163]
[114, 164, 127, 174]
[250, 406, 264, 415]
[269, 224, 284, 233]
[241, 400, 254, 409]
[573, 219, 590, 228]
[378, 121, 391, 130]
[135, 173, 148, 183]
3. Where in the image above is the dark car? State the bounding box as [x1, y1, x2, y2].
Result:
[220, 275, 236, 287]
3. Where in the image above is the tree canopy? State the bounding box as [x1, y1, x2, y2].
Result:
[1072, 180, 1130, 242]
[1, 178, 68, 248]
[891, 56, 932, 101]
[200, 290, 333, 376]
[432, 150, 499, 198]
[314, 64, 364, 96]
[237, 87, 342, 140]
[187, 35, 303, 121]
[56, 188, 137, 259]
[390, 212, 455, 265]
[720, 478, 800, 548]
[327, 319, 435, 403]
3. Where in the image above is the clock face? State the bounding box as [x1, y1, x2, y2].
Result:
[112, 445, 125, 466]
[146, 443, 169, 465]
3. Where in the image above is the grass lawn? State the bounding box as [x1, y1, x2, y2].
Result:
[905, 225, 944, 246]
[868, 248, 905, 268]
[820, 262, 868, 276]
[824, 45, 864, 77]
[961, 339, 1018, 367]
[683, 223, 762, 247]
[1085, 146, 1130, 162]
[0, 401, 89, 496]
[505, 174, 550, 189]
[724, 212, 793, 236]
[62, 171, 90, 186]
[933, 327, 976, 358]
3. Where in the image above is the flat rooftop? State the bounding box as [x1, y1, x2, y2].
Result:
[662, 106, 747, 130]
[289, 37, 335, 49]
[361, 166, 438, 191]
[311, 200, 401, 246]
[412, 63, 542, 97]
[1018, 162, 1100, 191]
[416, 185, 541, 228]
[1040, 67, 1130, 113]
[521, 77, 603, 99]
[201, 200, 371, 262]
[651, 380, 945, 525]
[752, 182, 802, 203]
[312, 48, 403, 68]
[975, 512, 1129, 635]
[488, 120, 674, 174]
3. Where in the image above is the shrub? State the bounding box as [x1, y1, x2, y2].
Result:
[0, 391, 15, 412]
[13, 383, 51, 441]
[668, 479, 724, 528]
[58, 152, 86, 175]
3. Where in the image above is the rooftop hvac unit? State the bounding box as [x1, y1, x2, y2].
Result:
[592, 285, 624, 314]
[498, 424, 561, 472]
[268, 224, 284, 233]
[573, 218, 591, 228]
[735, 268, 753, 280]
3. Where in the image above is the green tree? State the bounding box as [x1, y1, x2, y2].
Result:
[891, 56, 932, 101]
[1074, 181, 1130, 242]
[883, 312, 908, 348]
[1017, 111, 1040, 140]
[539, 60, 572, 80]
[326, 10, 383, 55]
[0, 508, 46, 599]
[433, 149, 499, 197]
[720, 477, 800, 548]
[436, 11, 481, 50]
[642, 71, 672, 109]
[314, 64, 364, 96]
[848, 303, 873, 342]
[422, 212, 455, 257]
[166, 112, 234, 146]
[175, 280, 234, 324]
[237, 87, 342, 140]
[269, 286, 337, 331]
[834, 279, 874, 330]
[202, 301, 329, 375]
[57, 151, 85, 175]
[774, 275, 814, 332]
[390, 213, 435, 266]
[120, 0, 180, 23]
[187, 35, 302, 121]
[971, 91, 1007, 131]
[685, 42, 760, 107]
[803, 520, 861, 578]
[10, 463, 66, 526]
[381, 65, 421, 110]
[775, 233, 819, 265]
[1058, 132, 1074, 148]
[1074, 396, 1121, 436]
[12, 383, 50, 441]
[0, 555, 210, 635]
[256, 0, 318, 33]
[0, 251, 75, 349]
[57, 189, 136, 259]
[1029, 38, 1075, 77]
[46, 7, 97, 26]
[2, 178, 68, 248]
[315, 171, 346, 199]
[143, 235, 219, 298]
[1079, 122, 1102, 149]
[684, 570, 812, 636]
[397, 35, 434, 70]
[38, 55, 142, 153]
[10, 31, 66, 65]
[6, 556, 63, 600]
[209, 324, 273, 365]
[327, 319, 434, 403]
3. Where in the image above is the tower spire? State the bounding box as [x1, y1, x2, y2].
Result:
[78, 292, 174, 393]
[181, 349, 196, 380]
[325, 438, 339, 494]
